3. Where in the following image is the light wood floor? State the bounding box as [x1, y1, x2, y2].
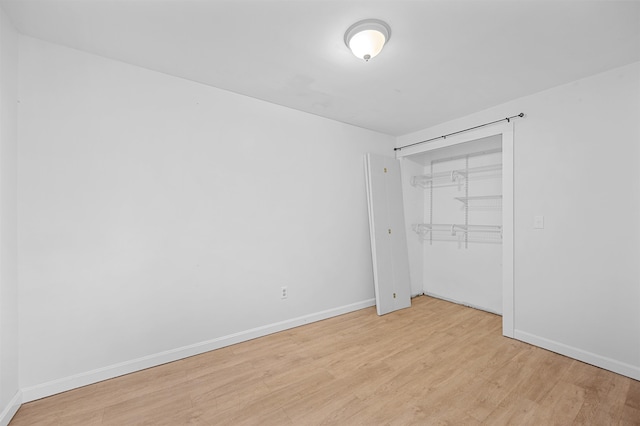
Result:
[10, 296, 640, 425]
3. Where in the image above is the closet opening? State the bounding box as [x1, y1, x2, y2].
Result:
[397, 126, 514, 338]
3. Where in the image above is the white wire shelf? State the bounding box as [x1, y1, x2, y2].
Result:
[410, 164, 502, 189]
[412, 223, 503, 241]
[454, 195, 503, 210]
[454, 195, 502, 202]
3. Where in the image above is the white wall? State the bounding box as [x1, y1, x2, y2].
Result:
[397, 61, 640, 380]
[17, 36, 394, 400]
[0, 5, 21, 425]
[0, 6, 19, 425]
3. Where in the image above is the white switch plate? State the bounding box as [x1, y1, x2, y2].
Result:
[534, 215, 544, 229]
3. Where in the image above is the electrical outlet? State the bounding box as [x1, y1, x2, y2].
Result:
[281, 286, 288, 299]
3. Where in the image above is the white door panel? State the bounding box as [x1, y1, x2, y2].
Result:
[365, 153, 411, 315]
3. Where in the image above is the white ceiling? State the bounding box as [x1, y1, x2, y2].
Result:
[1, 0, 639, 136]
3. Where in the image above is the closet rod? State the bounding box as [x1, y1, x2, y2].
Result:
[394, 113, 525, 152]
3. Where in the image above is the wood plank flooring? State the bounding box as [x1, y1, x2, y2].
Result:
[10, 296, 640, 425]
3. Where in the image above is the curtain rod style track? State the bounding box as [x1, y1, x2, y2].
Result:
[394, 113, 525, 152]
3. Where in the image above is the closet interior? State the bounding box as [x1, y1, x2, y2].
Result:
[400, 134, 504, 315]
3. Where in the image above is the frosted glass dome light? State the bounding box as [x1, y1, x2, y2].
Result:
[344, 19, 391, 62]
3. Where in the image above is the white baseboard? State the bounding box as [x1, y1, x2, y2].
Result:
[21, 298, 376, 403]
[0, 390, 22, 426]
[514, 330, 640, 381]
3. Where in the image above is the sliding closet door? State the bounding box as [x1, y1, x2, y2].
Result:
[365, 153, 411, 315]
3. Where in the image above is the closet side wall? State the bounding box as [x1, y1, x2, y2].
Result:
[397, 61, 640, 379]
[400, 157, 424, 297]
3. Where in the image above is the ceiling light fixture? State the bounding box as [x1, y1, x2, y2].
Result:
[344, 19, 391, 62]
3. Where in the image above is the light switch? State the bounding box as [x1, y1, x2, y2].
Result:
[534, 215, 544, 229]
